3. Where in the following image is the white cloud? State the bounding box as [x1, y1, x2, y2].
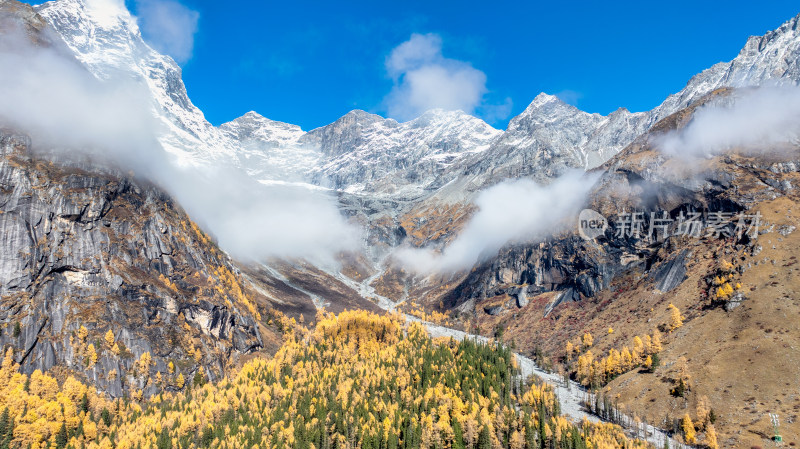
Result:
[136, 0, 199, 64]
[386, 33, 444, 76]
[555, 90, 583, 106]
[657, 85, 800, 158]
[0, 25, 360, 265]
[163, 166, 361, 265]
[384, 33, 508, 121]
[0, 28, 165, 173]
[394, 170, 598, 273]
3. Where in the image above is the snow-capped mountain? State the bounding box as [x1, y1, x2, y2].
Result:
[456, 94, 646, 186]
[36, 0, 237, 167]
[451, 12, 800, 191]
[35, 0, 502, 198]
[301, 109, 501, 195]
[217, 107, 501, 196]
[30, 0, 800, 230]
[652, 13, 800, 123]
[219, 112, 317, 183]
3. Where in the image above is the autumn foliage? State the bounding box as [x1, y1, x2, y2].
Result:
[0, 311, 649, 449]
[568, 331, 662, 388]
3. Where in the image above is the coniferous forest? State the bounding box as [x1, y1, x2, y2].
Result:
[0, 311, 649, 449]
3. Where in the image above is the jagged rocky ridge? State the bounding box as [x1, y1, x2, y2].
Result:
[441, 89, 800, 317]
[28, 0, 800, 251]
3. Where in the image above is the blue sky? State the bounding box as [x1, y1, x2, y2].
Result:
[124, 0, 799, 130]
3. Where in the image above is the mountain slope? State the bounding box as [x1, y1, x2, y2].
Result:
[0, 0, 293, 397]
[421, 89, 800, 447]
[0, 126, 277, 397]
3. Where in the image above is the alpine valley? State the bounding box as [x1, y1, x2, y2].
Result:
[1, 0, 799, 448]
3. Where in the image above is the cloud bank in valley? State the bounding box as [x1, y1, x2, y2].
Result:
[0, 24, 360, 265]
[657, 85, 800, 157]
[395, 170, 598, 273]
[166, 167, 361, 265]
[384, 33, 511, 122]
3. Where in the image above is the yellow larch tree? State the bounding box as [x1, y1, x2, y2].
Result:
[620, 347, 633, 372]
[104, 329, 115, 349]
[136, 352, 152, 378]
[87, 343, 98, 368]
[681, 413, 696, 444]
[651, 330, 663, 352]
[582, 332, 594, 350]
[632, 336, 644, 361]
[706, 424, 719, 449]
[696, 395, 711, 429]
[78, 325, 88, 342]
[565, 341, 574, 360]
[668, 303, 684, 331]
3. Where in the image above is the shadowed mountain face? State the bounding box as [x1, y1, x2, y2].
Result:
[0, 128, 273, 397]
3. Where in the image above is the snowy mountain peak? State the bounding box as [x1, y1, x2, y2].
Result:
[411, 108, 492, 129]
[37, 0, 141, 71]
[36, 0, 241, 166]
[745, 12, 800, 51]
[79, 0, 133, 29]
[506, 93, 593, 134]
[48, 0, 134, 30]
[529, 92, 565, 107]
[415, 108, 469, 120]
[336, 109, 390, 127]
[220, 112, 305, 145]
[649, 12, 800, 126]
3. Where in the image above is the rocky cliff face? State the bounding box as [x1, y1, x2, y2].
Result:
[439, 88, 799, 314]
[0, 129, 271, 397]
